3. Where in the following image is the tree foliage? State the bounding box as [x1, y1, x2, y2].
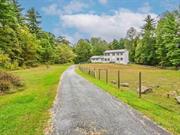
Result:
[74, 39, 92, 63]
[0, 0, 75, 69]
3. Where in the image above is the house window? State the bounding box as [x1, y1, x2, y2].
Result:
[120, 58, 123, 61]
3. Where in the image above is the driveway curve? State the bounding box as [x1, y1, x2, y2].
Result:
[51, 66, 170, 135]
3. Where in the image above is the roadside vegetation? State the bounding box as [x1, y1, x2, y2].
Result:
[0, 71, 24, 94]
[0, 65, 69, 135]
[76, 64, 180, 135]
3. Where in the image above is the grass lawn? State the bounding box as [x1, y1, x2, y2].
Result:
[76, 64, 180, 135]
[0, 65, 69, 135]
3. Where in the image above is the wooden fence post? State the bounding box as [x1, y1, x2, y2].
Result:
[98, 69, 100, 80]
[118, 70, 120, 89]
[88, 68, 90, 75]
[106, 69, 108, 84]
[94, 70, 95, 77]
[139, 72, 142, 98]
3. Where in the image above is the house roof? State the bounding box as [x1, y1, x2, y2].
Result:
[104, 49, 127, 53]
[91, 56, 104, 59]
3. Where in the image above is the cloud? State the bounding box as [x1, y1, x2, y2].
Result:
[138, 2, 152, 13]
[63, 0, 88, 14]
[42, 3, 61, 16]
[99, 0, 108, 5]
[42, 0, 88, 16]
[61, 9, 157, 42]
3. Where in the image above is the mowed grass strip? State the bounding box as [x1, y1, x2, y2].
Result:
[0, 65, 69, 135]
[76, 64, 180, 135]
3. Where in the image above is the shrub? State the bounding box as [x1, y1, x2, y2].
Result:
[0, 71, 24, 93]
[0, 80, 12, 92]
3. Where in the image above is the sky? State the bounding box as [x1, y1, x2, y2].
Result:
[19, 0, 180, 43]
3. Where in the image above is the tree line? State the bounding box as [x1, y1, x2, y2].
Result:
[0, 0, 179, 69]
[0, 0, 75, 69]
[74, 7, 180, 68]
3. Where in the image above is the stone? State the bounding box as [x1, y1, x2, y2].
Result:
[111, 80, 117, 85]
[167, 91, 177, 98]
[175, 96, 180, 104]
[120, 83, 129, 87]
[137, 86, 152, 94]
[154, 85, 160, 88]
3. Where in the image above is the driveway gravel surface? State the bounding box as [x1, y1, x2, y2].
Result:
[51, 66, 170, 135]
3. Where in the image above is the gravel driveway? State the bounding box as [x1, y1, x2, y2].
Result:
[51, 66, 170, 135]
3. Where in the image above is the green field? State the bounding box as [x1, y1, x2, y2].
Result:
[0, 65, 69, 135]
[77, 64, 180, 135]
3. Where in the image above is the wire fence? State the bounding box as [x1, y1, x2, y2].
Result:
[78, 64, 180, 98]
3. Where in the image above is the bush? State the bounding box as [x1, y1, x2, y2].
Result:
[0, 80, 12, 92]
[0, 71, 24, 93]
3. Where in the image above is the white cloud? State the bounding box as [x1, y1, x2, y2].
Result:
[138, 2, 152, 13]
[42, 4, 61, 16]
[42, 0, 88, 16]
[63, 0, 88, 14]
[61, 9, 157, 42]
[99, 0, 108, 5]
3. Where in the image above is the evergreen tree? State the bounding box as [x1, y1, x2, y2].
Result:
[12, 0, 24, 25]
[135, 15, 156, 65]
[0, 0, 17, 27]
[25, 8, 41, 35]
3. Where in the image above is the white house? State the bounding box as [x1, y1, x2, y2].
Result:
[90, 56, 104, 63]
[90, 49, 129, 64]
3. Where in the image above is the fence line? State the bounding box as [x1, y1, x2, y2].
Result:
[79, 65, 143, 98]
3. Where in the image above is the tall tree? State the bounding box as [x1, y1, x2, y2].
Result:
[125, 27, 138, 62]
[0, 0, 17, 27]
[110, 39, 119, 49]
[118, 38, 125, 49]
[55, 44, 75, 64]
[18, 27, 39, 66]
[12, 0, 24, 25]
[25, 8, 41, 34]
[135, 15, 156, 65]
[74, 39, 92, 63]
[90, 37, 109, 55]
[156, 12, 180, 67]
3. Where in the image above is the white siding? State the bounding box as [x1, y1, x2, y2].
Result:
[91, 49, 129, 64]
